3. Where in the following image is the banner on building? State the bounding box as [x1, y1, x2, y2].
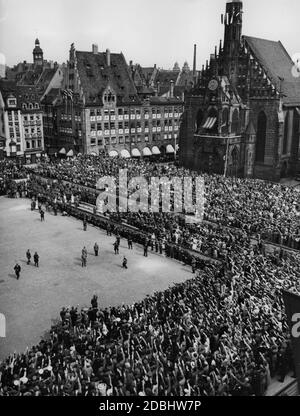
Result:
[282, 290, 300, 393]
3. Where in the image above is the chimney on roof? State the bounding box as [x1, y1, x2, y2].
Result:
[106, 49, 111, 66]
[170, 80, 174, 98]
[92, 44, 98, 54]
[193, 44, 197, 76]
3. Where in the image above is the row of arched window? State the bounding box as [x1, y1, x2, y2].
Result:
[22, 103, 39, 110]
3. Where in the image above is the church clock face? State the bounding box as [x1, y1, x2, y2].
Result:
[208, 79, 218, 91]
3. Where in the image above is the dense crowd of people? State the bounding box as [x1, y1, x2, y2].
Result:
[0, 155, 300, 396]
[0, 160, 29, 197]
[29, 156, 300, 251]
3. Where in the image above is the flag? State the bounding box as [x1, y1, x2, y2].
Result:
[67, 89, 73, 101]
[282, 290, 300, 394]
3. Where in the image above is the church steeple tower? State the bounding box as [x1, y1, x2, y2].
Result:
[223, 1, 243, 57]
[33, 38, 43, 66]
[222, 1, 243, 85]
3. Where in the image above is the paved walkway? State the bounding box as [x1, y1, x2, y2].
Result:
[0, 197, 192, 360]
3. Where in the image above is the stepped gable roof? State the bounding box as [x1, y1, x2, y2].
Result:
[244, 35, 300, 106]
[75, 50, 139, 105]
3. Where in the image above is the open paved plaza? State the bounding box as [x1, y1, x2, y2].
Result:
[0, 197, 192, 360]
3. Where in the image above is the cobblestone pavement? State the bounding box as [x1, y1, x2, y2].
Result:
[0, 197, 192, 360]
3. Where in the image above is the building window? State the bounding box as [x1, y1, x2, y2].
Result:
[26, 141, 30, 149]
[119, 136, 124, 144]
[22, 103, 27, 110]
[231, 109, 240, 134]
[221, 108, 229, 134]
[32, 140, 35, 148]
[29, 103, 33, 110]
[91, 138, 96, 145]
[8, 99, 17, 107]
[125, 136, 130, 143]
[35, 103, 39, 109]
[283, 112, 289, 155]
[255, 111, 267, 163]
[38, 140, 41, 147]
[103, 91, 116, 104]
[118, 108, 123, 115]
[98, 139, 103, 146]
[111, 137, 117, 144]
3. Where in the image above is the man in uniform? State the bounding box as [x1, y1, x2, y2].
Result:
[81, 247, 87, 267]
[128, 236, 133, 250]
[122, 256, 128, 269]
[116, 232, 121, 247]
[143, 241, 148, 257]
[40, 209, 45, 222]
[113, 241, 119, 255]
[83, 218, 87, 231]
[94, 242, 99, 256]
[26, 249, 31, 265]
[14, 262, 21, 280]
[34, 252, 39, 267]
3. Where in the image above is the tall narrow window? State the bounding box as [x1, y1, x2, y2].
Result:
[231, 109, 240, 134]
[255, 111, 267, 162]
[195, 109, 203, 133]
[291, 109, 300, 160]
[283, 112, 289, 155]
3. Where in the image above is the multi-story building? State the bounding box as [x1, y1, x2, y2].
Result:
[55, 43, 184, 158]
[180, 0, 300, 181]
[0, 81, 45, 163]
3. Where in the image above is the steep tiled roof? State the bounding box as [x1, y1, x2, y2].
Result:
[41, 88, 60, 104]
[141, 67, 155, 82]
[244, 36, 300, 106]
[149, 95, 183, 105]
[0, 80, 40, 109]
[18, 67, 43, 86]
[154, 70, 179, 86]
[75, 51, 139, 105]
[176, 71, 194, 88]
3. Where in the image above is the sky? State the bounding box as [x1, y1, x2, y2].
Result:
[0, 0, 300, 69]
